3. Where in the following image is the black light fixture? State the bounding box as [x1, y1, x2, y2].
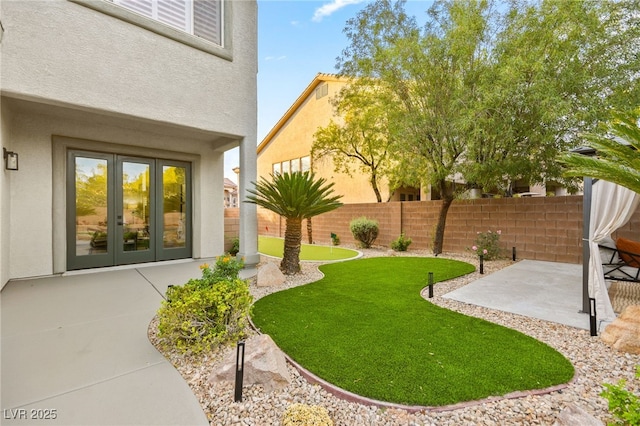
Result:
[3, 148, 18, 171]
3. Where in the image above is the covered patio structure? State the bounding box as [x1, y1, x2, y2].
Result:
[582, 178, 640, 334]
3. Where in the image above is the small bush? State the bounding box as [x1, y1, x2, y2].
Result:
[208, 254, 244, 284]
[228, 237, 240, 256]
[282, 403, 333, 426]
[331, 232, 340, 246]
[601, 365, 640, 426]
[391, 233, 412, 252]
[157, 258, 252, 354]
[349, 217, 379, 248]
[469, 230, 502, 260]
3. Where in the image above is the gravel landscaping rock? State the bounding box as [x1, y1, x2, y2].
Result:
[149, 247, 640, 425]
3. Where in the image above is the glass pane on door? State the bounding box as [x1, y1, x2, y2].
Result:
[122, 162, 151, 252]
[162, 165, 187, 249]
[68, 151, 191, 269]
[75, 157, 109, 256]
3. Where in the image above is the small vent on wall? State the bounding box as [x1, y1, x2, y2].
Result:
[315, 83, 328, 99]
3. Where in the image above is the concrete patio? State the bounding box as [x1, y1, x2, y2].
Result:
[443, 259, 590, 330]
[1, 259, 254, 426]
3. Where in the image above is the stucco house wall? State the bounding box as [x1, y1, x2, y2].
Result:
[0, 95, 11, 287]
[0, 0, 259, 284]
[257, 74, 396, 203]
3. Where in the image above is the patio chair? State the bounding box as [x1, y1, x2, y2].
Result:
[599, 237, 640, 283]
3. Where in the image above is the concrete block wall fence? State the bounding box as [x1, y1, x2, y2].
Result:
[225, 196, 640, 264]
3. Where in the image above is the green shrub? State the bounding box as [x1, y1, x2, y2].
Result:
[349, 217, 379, 248]
[470, 229, 503, 260]
[281, 403, 333, 426]
[185, 255, 244, 291]
[330, 232, 340, 246]
[228, 237, 240, 256]
[601, 365, 640, 426]
[157, 258, 252, 354]
[210, 255, 244, 284]
[391, 233, 412, 251]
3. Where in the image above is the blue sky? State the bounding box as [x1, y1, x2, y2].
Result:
[225, 0, 434, 182]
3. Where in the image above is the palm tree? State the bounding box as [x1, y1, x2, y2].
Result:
[561, 112, 640, 193]
[246, 171, 343, 274]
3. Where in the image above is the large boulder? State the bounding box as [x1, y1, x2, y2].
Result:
[552, 403, 603, 426]
[209, 334, 291, 392]
[257, 262, 285, 288]
[601, 305, 640, 354]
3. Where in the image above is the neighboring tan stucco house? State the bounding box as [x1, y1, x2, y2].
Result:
[256, 74, 573, 202]
[0, 0, 259, 287]
[224, 178, 238, 208]
[256, 73, 421, 203]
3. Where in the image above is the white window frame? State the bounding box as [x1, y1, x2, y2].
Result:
[69, 0, 230, 60]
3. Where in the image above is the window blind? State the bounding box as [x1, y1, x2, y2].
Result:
[111, 0, 221, 46]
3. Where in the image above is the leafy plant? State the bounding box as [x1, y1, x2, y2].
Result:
[561, 112, 640, 195]
[228, 237, 240, 256]
[601, 365, 640, 426]
[245, 171, 343, 274]
[282, 403, 333, 426]
[157, 260, 252, 354]
[470, 230, 503, 260]
[349, 216, 379, 248]
[391, 233, 412, 252]
[186, 255, 244, 290]
[330, 232, 340, 246]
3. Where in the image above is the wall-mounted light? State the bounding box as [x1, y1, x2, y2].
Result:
[3, 148, 18, 171]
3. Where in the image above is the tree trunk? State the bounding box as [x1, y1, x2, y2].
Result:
[281, 217, 302, 274]
[371, 173, 382, 203]
[306, 218, 313, 244]
[432, 180, 455, 256]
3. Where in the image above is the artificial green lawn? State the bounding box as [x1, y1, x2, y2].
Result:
[258, 235, 359, 261]
[251, 257, 575, 407]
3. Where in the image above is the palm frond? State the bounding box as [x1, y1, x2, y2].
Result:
[245, 171, 343, 219]
[560, 112, 640, 194]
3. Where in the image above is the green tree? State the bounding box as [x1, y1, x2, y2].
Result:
[465, 0, 640, 194]
[338, 0, 492, 254]
[560, 112, 640, 194]
[336, 0, 640, 254]
[312, 82, 392, 203]
[245, 172, 343, 274]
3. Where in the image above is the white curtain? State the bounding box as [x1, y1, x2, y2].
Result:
[589, 180, 640, 323]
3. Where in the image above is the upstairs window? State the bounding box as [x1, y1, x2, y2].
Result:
[110, 0, 222, 46]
